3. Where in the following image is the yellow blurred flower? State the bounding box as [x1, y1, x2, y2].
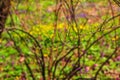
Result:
[0, 66, 3, 72]
[44, 54, 48, 57]
[30, 31, 33, 35]
[58, 23, 64, 29]
[29, 23, 89, 37]
[80, 25, 85, 29]
[15, 76, 20, 80]
[112, 36, 119, 41]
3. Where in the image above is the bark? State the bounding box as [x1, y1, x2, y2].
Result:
[0, 0, 11, 36]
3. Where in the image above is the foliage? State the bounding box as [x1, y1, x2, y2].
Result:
[0, 0, 120, 80]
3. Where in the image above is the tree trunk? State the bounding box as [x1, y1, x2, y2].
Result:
[0, 0, 11, 37]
